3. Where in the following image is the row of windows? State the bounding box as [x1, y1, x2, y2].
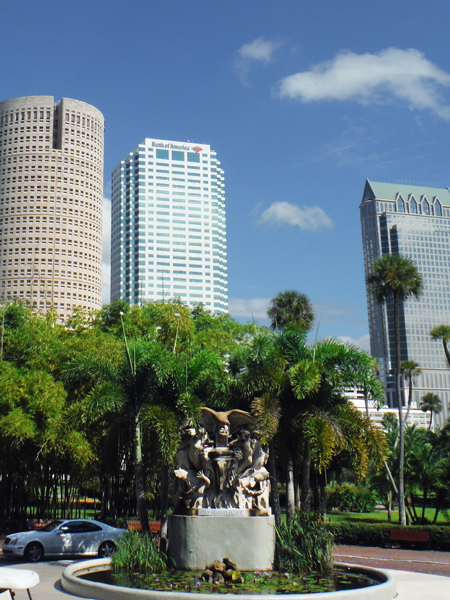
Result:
[1, 155, 103, 175]
[155, 148, 201, 163]
[0, 109, 52, 125]
[2, 276, 100, 287]
[0, 111, 102, 134]
[396, 195, 442, 216]
[4, 295, 99, 310]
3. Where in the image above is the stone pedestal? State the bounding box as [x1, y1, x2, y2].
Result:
[168, 514, 275, 571]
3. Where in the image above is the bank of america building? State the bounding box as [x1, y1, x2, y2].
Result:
[110, 138, 228, 313]
[361, 180, 450, 426]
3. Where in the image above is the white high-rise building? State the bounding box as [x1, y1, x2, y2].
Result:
[0, 96, 104, 322]
[110, 138, 228, 313]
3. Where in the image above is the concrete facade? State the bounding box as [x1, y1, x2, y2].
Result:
[0, 96, 104, 322]
[168, 514, 275, 571]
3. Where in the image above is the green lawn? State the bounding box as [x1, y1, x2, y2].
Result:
[327, 509, 450, 525]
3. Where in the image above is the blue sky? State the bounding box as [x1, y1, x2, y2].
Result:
[2, 0, 450, 348]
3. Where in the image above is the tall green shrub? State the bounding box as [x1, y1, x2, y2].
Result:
[274, 510, 333, 574]
[327, 484, 379, 513]
[111, 530, 168, 573]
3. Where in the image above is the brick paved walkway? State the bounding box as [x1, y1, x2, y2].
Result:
[334, 544, 450, 577]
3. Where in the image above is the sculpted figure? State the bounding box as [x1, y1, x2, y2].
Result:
[175, 427, 196, 471]
[173, 407, 270, 513]
[200, 408, 256, 447]
[237, 467, 270, 513]
[249, 432, 268, 471]
[229, 429, 253, 474]
[188, 427, 212, 471]
[173, 468, 212, 509]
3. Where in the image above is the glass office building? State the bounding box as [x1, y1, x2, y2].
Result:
[110, 138, 228, 314]
[360, 180, 450, 425]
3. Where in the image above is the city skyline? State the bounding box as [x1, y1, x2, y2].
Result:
[110, 137, 228, 313]
[3, 2, 450, 345]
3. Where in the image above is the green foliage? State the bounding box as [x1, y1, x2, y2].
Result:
[111, 530, 169, 573]
[274, 510, 333, 574]
[326, 522, 391, 547]
[366, 253, 424, 303]
[420, 392, 442, 430]
[327, 521, 450, 551]
[327, 484, 379, 513]
[268, 290, 315, 332]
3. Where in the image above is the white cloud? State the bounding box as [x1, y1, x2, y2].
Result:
[102, 197, 111, 306]
[236, 37, 281, 84]
[258, 201, 334, 231]
[228, 297, 271, 320]
[338, 335, 371, 352]
[275, 47, 450, 120]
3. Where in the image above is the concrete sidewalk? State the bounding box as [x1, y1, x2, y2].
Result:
[0, 553, 450, 599]
[333, 544, 450, 577]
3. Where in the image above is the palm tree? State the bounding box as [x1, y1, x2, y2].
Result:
[404, 427, 446, 524]
[279, 334, 387, 515]
[228, 331, 285, 524]
[344, 352, 383, 418]
[268, 290, 315, 332]
[229, 330, 387, 520]
[367, 253, 423, 525]
[401, 361, 421, 426]
[63, 337, 177, 536]
[430, 325, 450, 368]
[420, 392, 442, 430]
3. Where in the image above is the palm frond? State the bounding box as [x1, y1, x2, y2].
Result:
[141, 404, 181, 464]
[251, 392, 281, 443]
[304, 415, 336, 473]
[288, 360, 321, 400]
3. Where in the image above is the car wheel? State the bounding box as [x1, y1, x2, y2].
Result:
[98, 540, 116, 558]
[25, 542, 44, 562]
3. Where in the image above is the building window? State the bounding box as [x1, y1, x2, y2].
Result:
[187, 152, 200, 163]
[422, 198, 430, 215]
[396, 196, 405, 213]
[172, 151, 184, 161]
[435, 200, 442, 216]
[156, 149, 169, 160]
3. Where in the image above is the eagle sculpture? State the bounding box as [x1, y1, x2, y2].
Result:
[200, 407, 256, 446]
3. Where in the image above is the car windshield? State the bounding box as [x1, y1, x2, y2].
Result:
[41, 520, 64, 532]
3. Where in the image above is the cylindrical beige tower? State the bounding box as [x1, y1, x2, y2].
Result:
[0, 96, 104, 322]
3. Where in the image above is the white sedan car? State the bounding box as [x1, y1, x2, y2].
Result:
[2, 519, 126, 562]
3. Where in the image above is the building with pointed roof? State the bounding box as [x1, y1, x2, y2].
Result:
[360, 180, 450, 426]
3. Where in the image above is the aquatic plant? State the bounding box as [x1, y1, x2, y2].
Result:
[274, 510, 333, 574]
[111, 529, 169, 573]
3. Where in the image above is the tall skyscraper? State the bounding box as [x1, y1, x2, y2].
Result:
[360, 180, 450, 425]
[110, 138, 228, 314]
[0, 96, 104, 322]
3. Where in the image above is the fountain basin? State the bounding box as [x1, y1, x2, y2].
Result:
[169, 514, 275, 570]
[61, 558, 397, 600]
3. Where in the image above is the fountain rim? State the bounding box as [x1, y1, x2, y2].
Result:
[61, 557, 397, 600]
